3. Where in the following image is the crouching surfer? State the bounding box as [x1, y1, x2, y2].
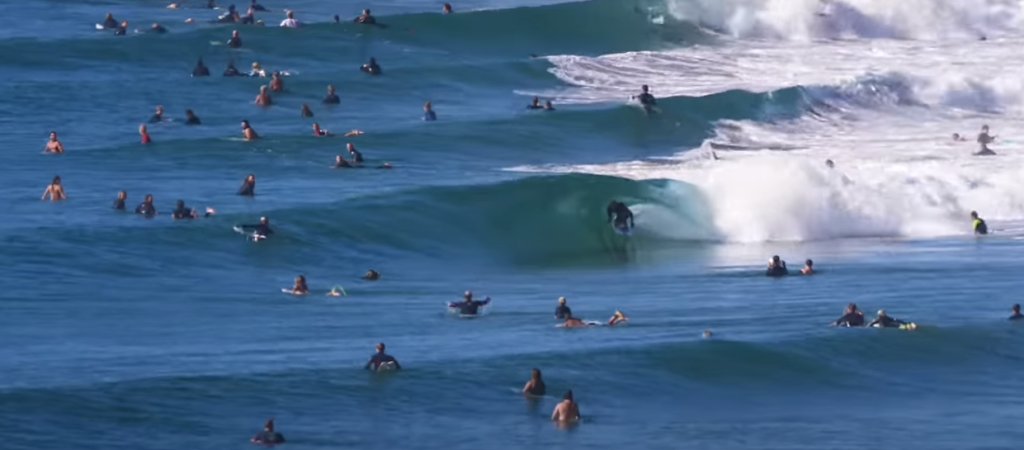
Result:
[448, 291, 491, 315]
[606, 200, 634, 233]
[766, 255, 788, 277]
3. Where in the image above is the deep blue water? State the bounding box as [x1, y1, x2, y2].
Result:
[3, 1, 1024, 450]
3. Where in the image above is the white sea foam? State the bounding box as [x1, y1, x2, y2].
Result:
[512, 19, 1024, 242]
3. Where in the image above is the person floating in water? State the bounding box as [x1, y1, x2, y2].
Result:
[970, 211, 988, 235]
[223, 60, 241, 77]
[1010, 304, 1023, 321]
[354, 8, 377, 24]
[100, 13, 119, 29]
[114, 20, 128, 36]
[251, 419, 285, 445]
[113, 191, 127, 210]
[951, 133, 966, 142]
[238, 174, 256, 196]
[825, 159, 835, 169]
[423, 101, 436, 121]
[135, 194, 158, 217]
[254, 85, 272, 106]
[975, 125, 996, 156]
[312, 123, 331, 137]
[148, 106, 165, 123]
[800, 259, 815, 275]
[41, 176, 67, 201]
[867, 309, 913, 329]
[279, 10, 303, 28]
[347, 143, 364, 163]
[148, 23, 168, 34]
[831, 303, 864, 327]
[323, 85, 340, 104]
[448, 291, 491, 315]
[364, 342, 401, 370]
[543, 100, 555, 111]
[139, 124, 151, 144]
[239, 216, 273, 237]
[241, 120, 259, 140]
[527, 96, 543, 110]
[606, 200, 634, 231]
[227, 30, 243, 48]
[185, 109, 201, 125]
[269, 72, 284, 92]
[555, 297, 572, 319]
[171, 200, 214, 220]
[443, 3, 453, 13]
[607, 310, 628, 326]
[766, 255, 788, 277]
[633, 84, 657, 112]
[362, 269, 380, 281]
[301, 104, 314, 117]
[249, 61, 266, 77]
[192, 58, 210, 76]
[551, 390, 580, 424]
[522, 368, 546, 397]
[360, 57, 382, 75]
[333, 155, 353, 169]
[44, 131, 65, 153]
[288, 275, 309, 295]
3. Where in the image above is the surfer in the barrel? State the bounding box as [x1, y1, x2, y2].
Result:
[606, 200, 634, 233]
[364, 342, 401, 370]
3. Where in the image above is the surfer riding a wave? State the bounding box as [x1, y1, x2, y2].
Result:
[607, 200, 634, 234]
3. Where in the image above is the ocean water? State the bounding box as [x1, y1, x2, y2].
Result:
[4, 0, 1024, 449]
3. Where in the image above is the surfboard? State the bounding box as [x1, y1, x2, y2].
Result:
[281, 288, 307, 295]
[377, 361, 397, 372]
[233, 225, 266, 241]
[95, 23, 105, 30]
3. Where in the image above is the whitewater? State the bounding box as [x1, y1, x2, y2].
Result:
[514, 0, 1024, 243]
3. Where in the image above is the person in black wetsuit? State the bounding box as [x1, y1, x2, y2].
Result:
[867, 309, 907, 328]
[364, 342, 401, 370]
[227, 30, 242, 48]
[192, 58, 210, 77]
[172, 200, 214, 220]
[1010, 304, 1023, 321]
[555, 297, 572, 319]
[100, 13, 119, 29]
[135, 194, 157, 218]
[347, 143, 364, 163]
[323, 85, 340, 104]
[360, 57, 382, 75]
[766, 255, 788, 277]
[970, 211, 988, 235]
[354, 8, 376, 24]
[113, 191, 127, 210]
[448, 291, 491, 315]
[527, 96, 543, 110]
[831, 303, 864, 327]
[148, 106, 164, 123]
[148, 23, 168, 34]
[238, 174, 256, 196]
[332, 155, 353, 168]
[251, 419, 285, 445]
[250, 0, 267, 12]
[114, 20, 128, 36]
[633, 84, 656, 112]
[522, 368, 546, 397]
[606, 200, 634, 231]
[224, 60, 242, 77]
[185, 109, 201, 125]
[238, 216, 273, 236]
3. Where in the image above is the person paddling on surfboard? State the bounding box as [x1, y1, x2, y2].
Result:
[868, 309, 914, 329]
[287, 275, 308, 295]
[364, 342, 401, 370]
[448, 291, 491, 316]
[606, 200, 634, 232]
[830, 303, 864, 327]
[238, 216, 273, 238]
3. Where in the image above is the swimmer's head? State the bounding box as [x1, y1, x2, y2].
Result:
[232, 30, 240, 37]
[846, 302, 858, 312]
[176, 199, 185, 208]
[186, 109, 196, 118]
[369, 57, 377, 65]
[558, 297, 566, 304]
[563, 390, 573, 401]
[252, 61, 261, 69]
[117, 190, 127, 200]
[49, 131, 57, 140]
[531, 96, 540, 105]
[772, 255, 781, 263]
[804, 259, 813, 267]
[52, 175, 61, 185]
[970, 210, 979, 219]
[105, 13, 113, 19]
[641, 84, 649, 93]
[246, 173, 255, 182]
[464, 290, 472, 299]
[614, 310, 625, 319]
[702, 330, 712, 339]
[333, 15, 340, 23]
[424, 101, 432, 110]
[286, 11, 294, 19]
[295, 275, 305, 284]
[145, 194, 153, 202]
[982, 124, 989, 132]
[264, 419, 274, 431]
[825, 159, 834, 168]
[443, 3, 452, 13]
[545, 100, 553, 108]
[260, 216, 268, 225]
[1014, 304, 1021, 313]
[327, 84, 336, 94]
[347, 143, 355, 151]
[877, 309, 886, 317]
[952, 133, 960, 140]
[376, 342, 385, 352]
[363, 8, 371, 15]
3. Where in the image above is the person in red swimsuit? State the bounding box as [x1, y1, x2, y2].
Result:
[139, 124, 151, 144]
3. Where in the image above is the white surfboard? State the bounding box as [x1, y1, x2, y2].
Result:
[233, 225, 266, 241]
[95, 23, 105, 30]
[377, 361, 397, 372]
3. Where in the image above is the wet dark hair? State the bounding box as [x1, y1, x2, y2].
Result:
[176, 200, 185, 208]
[805, 259, 813, 266]
[563, 390, 573, 401]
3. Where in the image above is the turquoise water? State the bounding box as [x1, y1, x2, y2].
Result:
[3, 1, 1024, 449]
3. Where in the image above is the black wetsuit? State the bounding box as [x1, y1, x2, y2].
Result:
[526, 380, 546, 396]
[114, 26, 127, 36]
[102, 18, 119, 29]
[172, 206, 196, 220]
[766, 263, 788, 277]
[555, 304, 572, 319]
[606, 201, 634, 230]
[238, 180, 255, 196]
[527, 103, 543, 110]
[239, 223, 273, 236]
[186, 115, 201, 125]
[251, 2, 268, 11]
[224, 65, 241, 77]
[134, 201, 157, 217]
[334, 159, 353, 169]
[833, 311, 864, 327]
[869, 316, 905, 328]
[637, 93, 656, 108]
[1010, 313, 1023, 321]
[148, 113, 162, 124]
[240, 13, 255, 25]
[323, 94, 340, 105]
[366, 352, 399, 370]
[227, 36, 242, 48]
[355, 15, 377, 24]
[449, 299, 490, 315]
[361, 63, 381, 75]
[349, 150, 364, 163]
[113, 198, 125, 210]
[151, 25, 168, 34]
[252, 431, 285, 444]
[974, 218, 988, 235]
[192, 65, 210, 77]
